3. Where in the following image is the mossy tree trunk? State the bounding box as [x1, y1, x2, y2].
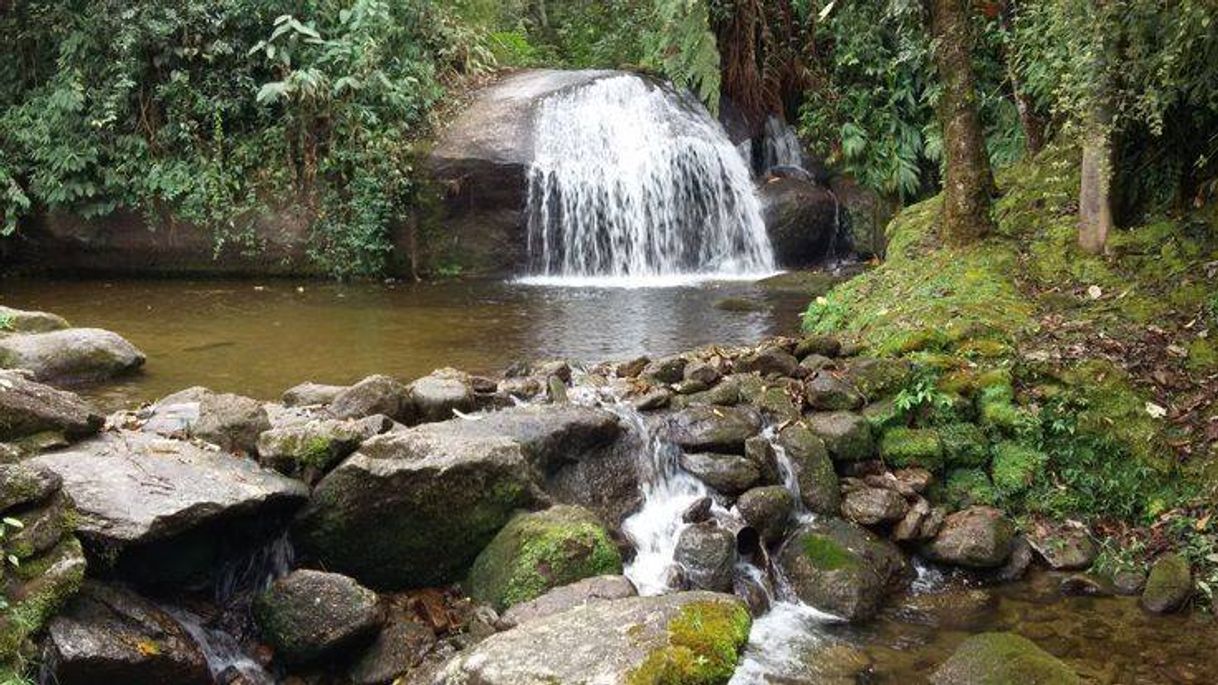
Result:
[1078, 4, 1114, 256]
[929, 0, 997, 246]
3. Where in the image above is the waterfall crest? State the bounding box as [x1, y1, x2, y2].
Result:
[522, 75, 776, 286]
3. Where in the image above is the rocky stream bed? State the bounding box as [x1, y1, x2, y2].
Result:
[0, 303, 1214, 685]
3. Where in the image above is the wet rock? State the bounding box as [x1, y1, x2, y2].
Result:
[842, 487, 909, 526]
[498, 575, 637, 629]
[616, 356, 650, 379]
[804, 371, 864, 411]
[0, 305, 70, 333]
[777, 518, 908, 621]
[897, 589, 998, 631]
[349, 616, 437, 685]
[684, 360, 722, 386]
[778, 423, 840, 515]
[0, 371, 102, 442]
[679, 452, 761, 495]
[642, 355, 687, 384]
[329, 374, 416, 424]
[919, 506, 948, 540]
[294, 405, 620, 589]
[794, 335, 842, 359]
[546, 375, 570, 403]
[412, 369, 476, 422]
[839, 357, 911, 398]
[0, 537, 87, 662]
[674, 379, 709, 395]
[805, 411, 874, 462]
[1140, 553, 1192, 613]
[982, 534, 1033, 584]
[534, 360, 572, 384]
[45, 582, 210, 685]
[254, 570, 383, 665]
[7, 490, 73, 560]
[282, 381, 348, 407]
[632, 388, 672, 411]
[0, 462, 61, 511]
[753, 384, 802, 423]
[436, 592, 750, 685]
[1112, 570, 1146, 596]
[193, 392, 270, 454]
[799, 353, 834, 373]
[736, 486, 794, 544]
[29, 430, 307, 587]
[666, 405, 762, 454]
[878, 427, 944, 471]
[466, 505, 622, 611]
[923, 506, 1016, 569]
[736, 346, 799, 377]
[0, 328, 145, 385]
[674, 523, 737, 592]
[734, 572, 772, 617]
[256, 415, 390, 481]
[1060, 573, 1113, 597]
[1027, 524, 1098, 571]
[760, 177, 840, 268]
[683, 496, 714, 524]
[892, 498, 932, 542]
[499, 376, 543, 402]
[931, 632, 1080, 685]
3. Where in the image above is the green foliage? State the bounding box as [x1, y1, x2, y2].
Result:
[0, 517, 24, 612]
[643, 0, 720, 110]
[892, 365, 956, 424]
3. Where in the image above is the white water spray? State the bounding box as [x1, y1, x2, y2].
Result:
[522, 75, 776, 286]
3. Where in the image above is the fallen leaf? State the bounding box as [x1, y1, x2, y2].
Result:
[1087, 285, 1103, 299]
[1145, 402, 1168, 419]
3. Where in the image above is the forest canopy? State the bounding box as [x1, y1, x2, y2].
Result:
[1, 0, 1215, 274]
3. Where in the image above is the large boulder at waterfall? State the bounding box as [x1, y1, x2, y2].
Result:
[0, 328, 144, 385]
[293, 405, 622, 589]
[923, 506, 1016, 569]
[674, 523, 737, 592]
[427, 69, 616, 276]
[466, 505, 622, 611]
[736, 486, 795, 544]
[0, 370, 102, 441]
[28, 430, 308, 587]
[777, 518, 909, 621]
[759, 176, 841, 268]
[499, 575, 637, 628]
[435, 592, 751, 685]
[254, 570, 383, 665]
[0, 305, 70, 333]
[931, 632, 1080, 685]
[45, 582, 211, 685]
[666, 405, 762, 454]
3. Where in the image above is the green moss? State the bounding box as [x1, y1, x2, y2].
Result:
[977, 384, 1033, 434]
[944, 468, 998, 508]
[879, 427, 944, 471]
[801, 534, 856, 571]
[1059, 360, 1166, 469]
[861, 398, 902, 432]
[940, 422, 990, 468]
[1187, 337, 1218, 373]
[627, 600, 752, 685]
[934, 632, 1081, 684]
[465, 505, 622, 611]
[0, 538, 86, 662]
[991, 442, 1046, 497]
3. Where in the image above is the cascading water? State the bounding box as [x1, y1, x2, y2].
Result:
[762, 116, 805, 172]
[522, 74, 776, 286]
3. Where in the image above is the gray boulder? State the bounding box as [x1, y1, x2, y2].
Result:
[759, 177, 840, 268]
[0, 462, 61, 511]
[0, 328, 144, 385]
[29, 430, 308, 586]
[257, 415, 390, 481]
[411, 369, 476, 423]
[804, 371, 864, 410]
[192, 392, 270, 454]
[0, 371, 101, 441]
[735, 486, 795, 544]
[805, 411, 874, 462]
[254, 570, 383, 665]
[679, 452, 761, 495]
[330, 374, 417, 423]
[282, 381, 348, 407]
[1140, 553, 1193, 613]
[667, 405, 762, 454]
[0, 305, 70, 333]
[45, 582, 211, 685]
[777, 518, 908, 621]
[842, 488, 909, 526]
[674, 523, 736, 592]
[294, 405, 621, 589]
[435, 592, 750, 685]
[349, 616, 438, 685]
[499, 575, 637, 629]
[1027, 524, 1098, 571]
[777, 423, 840, 515]
[923, 506, 1016, 569]
[736, 346, 799, 377]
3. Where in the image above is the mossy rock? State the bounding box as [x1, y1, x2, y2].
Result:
[628, 599, 752, 685]
[944, 469, 998, 508]
[466, 505, 622, 611]
[840, 358, 912, 399]
[1140, 553, 1192, 613]
[0, 537, 87, 662]
[991, 442, 1046, 497]
[931, 632, 1080, 684]
[879, 427, 944, 471]
[940, 423, 990, 468]
[976, 385, 1032, 434]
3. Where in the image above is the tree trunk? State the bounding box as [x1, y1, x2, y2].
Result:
[1079, 102, 1113, 255]
[999, 1, 1045, 155]
[929, 0, 997, 245]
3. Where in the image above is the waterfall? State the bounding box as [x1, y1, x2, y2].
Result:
[762, 116, 804, 172]
[522, 74, 776, 286]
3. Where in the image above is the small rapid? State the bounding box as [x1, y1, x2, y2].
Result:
[522, 74, 776, 285]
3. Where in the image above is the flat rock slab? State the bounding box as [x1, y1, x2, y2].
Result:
[0, 370, 102, 441]
[0, 328, 145, 385]
[435, 592, 748, 685]
[29, 431, 307, 585]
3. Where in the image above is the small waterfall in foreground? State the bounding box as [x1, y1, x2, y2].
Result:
[523, 75, 776, 286]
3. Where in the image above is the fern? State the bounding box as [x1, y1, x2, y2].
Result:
[643, 0, 721, 111]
